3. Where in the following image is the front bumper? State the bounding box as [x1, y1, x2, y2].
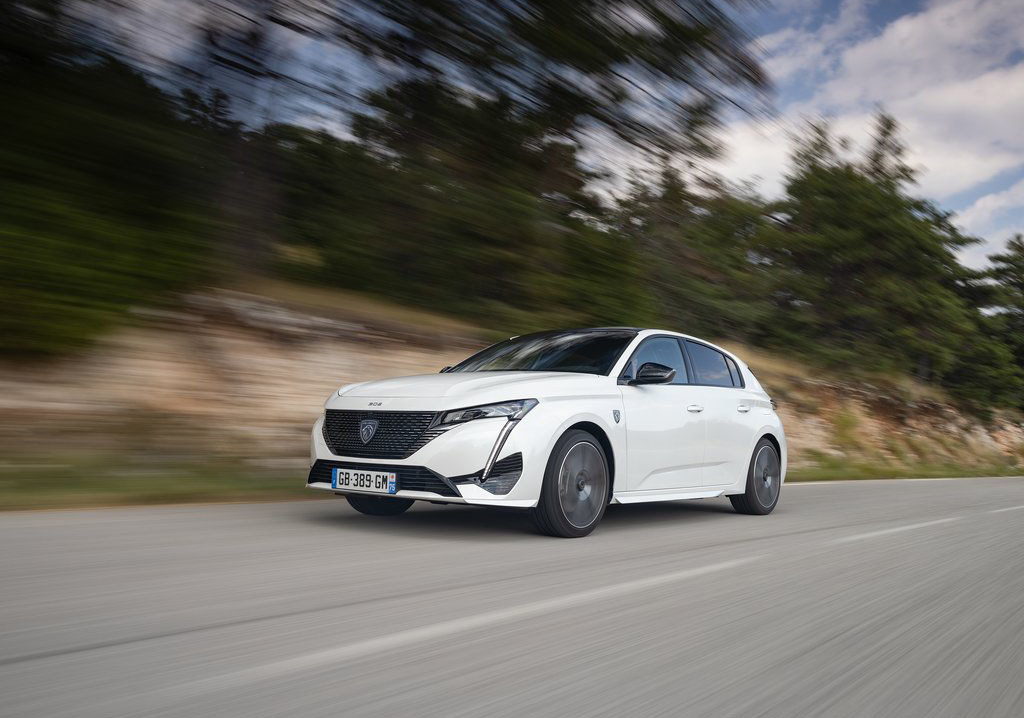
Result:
[307, 413, 543, 507]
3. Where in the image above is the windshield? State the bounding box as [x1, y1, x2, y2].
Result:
[450, 330, 638, 375]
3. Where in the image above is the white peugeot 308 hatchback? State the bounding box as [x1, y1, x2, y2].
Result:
[308, 328, 786, 537]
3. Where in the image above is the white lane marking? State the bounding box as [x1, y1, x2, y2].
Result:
[789, 476, 1024, 486]
[988, 504, 1024, 514]
[830, 517, 962, 544]
[165, 557, 755, 697]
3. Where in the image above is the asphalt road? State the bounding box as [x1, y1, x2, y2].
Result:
[3, 477, 1024, 718]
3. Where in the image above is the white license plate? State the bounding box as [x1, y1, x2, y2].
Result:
[332, 468, 397, 494]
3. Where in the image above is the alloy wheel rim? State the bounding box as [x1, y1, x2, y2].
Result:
[753, 445, 780, 508]
[557, 442, 608, 528]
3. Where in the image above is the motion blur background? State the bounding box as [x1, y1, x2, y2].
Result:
[2, 0, 1023, 509]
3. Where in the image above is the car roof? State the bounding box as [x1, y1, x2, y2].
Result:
[506, 327, 640, 338]
[508, 328, 739, 359]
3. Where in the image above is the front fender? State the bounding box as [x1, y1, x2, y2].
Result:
[486, 395, 623, 506]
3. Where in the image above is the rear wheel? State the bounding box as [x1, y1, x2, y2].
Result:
[532, 429, 610, 538]
[346, 494, 415, 516]
[730, 438, 781, 515]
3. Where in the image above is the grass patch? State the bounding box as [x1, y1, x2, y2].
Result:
[0, 455, 320, 511]
[788, 450, 1023, 482]
[831, 406, 862, 452]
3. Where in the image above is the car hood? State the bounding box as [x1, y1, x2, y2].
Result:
[337, 371, 608, 400]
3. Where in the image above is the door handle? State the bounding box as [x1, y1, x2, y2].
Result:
[686, 404, 704, 413]
[737, 404, 751, 413]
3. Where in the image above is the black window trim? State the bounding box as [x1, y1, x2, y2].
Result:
[617, 334, 691, 386]
[680, 339, 746, 389]
[725, 356, 743, 388]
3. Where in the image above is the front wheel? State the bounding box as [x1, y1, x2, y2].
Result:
[532, 429, 610, 538]
[730, 438, 781, 515]
[346, 494, 415, 516]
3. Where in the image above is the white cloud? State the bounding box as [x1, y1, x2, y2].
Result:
[754, 0, 872, 84]
[956, 176, 1024, 235]
[713, 119, 794, 198]
[957, 225, 1022, 268]
[818, 0, 1023, 108]
[955, 175, 1024, 268]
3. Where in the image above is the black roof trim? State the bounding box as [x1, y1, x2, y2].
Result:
[513, 327, 642, 335]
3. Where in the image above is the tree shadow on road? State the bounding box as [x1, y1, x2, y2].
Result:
[304, 497, 739, 541]
[305, 502, 535, 540]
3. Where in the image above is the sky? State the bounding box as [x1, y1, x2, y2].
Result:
[714, 0, 1024, 266]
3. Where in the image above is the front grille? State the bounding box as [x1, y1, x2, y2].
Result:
[322, 410, 445, 459]
[307, 460, 458, 497]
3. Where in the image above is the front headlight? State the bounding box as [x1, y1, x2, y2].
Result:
[438, 399, 538, 426]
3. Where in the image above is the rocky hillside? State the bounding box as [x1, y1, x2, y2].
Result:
[1, 286, 1022, 483]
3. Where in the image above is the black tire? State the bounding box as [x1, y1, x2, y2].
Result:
[532, 429, 610, 538]
[345, 494, 415, 516]
[730, 438, 782, 515]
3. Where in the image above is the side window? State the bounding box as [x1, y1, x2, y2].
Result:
[685, 341, 733, 387]
[725, 356, 744, 388]
[621, 337, 688, 384]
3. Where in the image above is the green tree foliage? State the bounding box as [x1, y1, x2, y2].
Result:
[263, 79, 649, 329]
[0, 5, 219, 354]
[977, 235, 1024, 407]
[941, 318, 1024, 411]
[761, 117, 979, 375]
[750, 115, 1022, 407]
[614, 168, 772, 338]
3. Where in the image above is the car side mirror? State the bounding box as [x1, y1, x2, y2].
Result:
[631, 362, 676, 385]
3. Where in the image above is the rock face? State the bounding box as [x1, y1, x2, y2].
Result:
[1, 291, 1021, 477]
[0, 291, 475, 467]
[774, 380, 1024, 472]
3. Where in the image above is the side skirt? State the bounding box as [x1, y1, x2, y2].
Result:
[611, 488, 726, 504]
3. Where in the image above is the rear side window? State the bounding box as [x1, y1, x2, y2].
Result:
[685, 341, 736, 387]
[621, 336, 689, 384]
[725, 357, 744, 387]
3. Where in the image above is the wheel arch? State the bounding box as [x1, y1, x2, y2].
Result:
[565, 421, 616, 497]
[760, 431, 781, 457]
[757, 431, 786, 483]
